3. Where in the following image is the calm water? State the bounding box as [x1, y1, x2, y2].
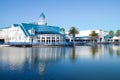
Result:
[0, 45, 120, 80]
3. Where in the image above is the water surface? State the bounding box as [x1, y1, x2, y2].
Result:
[0, 45, 120, 80]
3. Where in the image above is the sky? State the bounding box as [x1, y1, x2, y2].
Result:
[0, 0, 120, 32]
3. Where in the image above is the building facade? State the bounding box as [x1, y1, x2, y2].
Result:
[66, 29, 109, 42]
[0, 13, 64, 44]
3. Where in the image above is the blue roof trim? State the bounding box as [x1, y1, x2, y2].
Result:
[104, 35, 112, 38]
[20, 25, 28, 36]
[20, 23, 62, 36]
[13, 24, 20, 27]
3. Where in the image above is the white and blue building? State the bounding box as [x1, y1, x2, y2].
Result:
[0, 13, 64, 44]
[66, 29, 109, 43]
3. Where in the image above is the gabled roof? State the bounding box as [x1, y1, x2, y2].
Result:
[20, 23, 62, 36]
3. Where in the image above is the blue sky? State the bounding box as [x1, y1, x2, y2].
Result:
[0, 0, 120, 32]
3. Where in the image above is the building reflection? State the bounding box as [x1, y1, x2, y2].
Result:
[109, 45, 120, 57]
[1, 44, 120, 75]
[68, 45, 100, 61]
[0, 47, 27, 70]
[70, 45, 111, 60]
[0, 46, 65, 75]
[70, 44, 120, 60]
[27, 47, 65, 75]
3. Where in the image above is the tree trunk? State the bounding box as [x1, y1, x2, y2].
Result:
[73, 37, 75, 46]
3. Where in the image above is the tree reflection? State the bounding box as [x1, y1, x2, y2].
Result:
[108, 45, 120, 57]
[70, 47, 77, 62]
[109, 47, 114, 57]
[116, 48, 120, 57]
[90, 46, 98, 57]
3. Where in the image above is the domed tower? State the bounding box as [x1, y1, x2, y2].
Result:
[38, 13, 47, 25]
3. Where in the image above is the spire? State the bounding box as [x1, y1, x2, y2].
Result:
[40, 13, 45, 18]
[38, 13, 47, 25]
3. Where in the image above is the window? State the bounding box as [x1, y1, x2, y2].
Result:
[31, 29, 35, 34]
[29, 28, 35, 34]
[57, 37, 59, 39]
[46, 40, 50, 42]
[57, 40, 59, 42]
[37, 37, 40, 39]
[46, 40, 49, 42]
[42, 40, 45, 42]
[38, 40, 40, 42]
[47, 37, 50, 39]
[52, 37, 55, 39]
[42, 37, 45, 39]
[52, 40, 55, 42]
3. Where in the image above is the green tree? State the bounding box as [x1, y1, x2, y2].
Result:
[69, 26, 79, 45]
[61, 27, 65, 34]
[109, 30, 114, 37]
[68, 26, 79, 38]
[89, 31, 98, 41]
[116, 30, 120, 36]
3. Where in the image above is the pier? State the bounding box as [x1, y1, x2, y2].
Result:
[3, 42, 84, 47]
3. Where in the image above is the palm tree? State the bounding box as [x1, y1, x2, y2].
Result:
[116, 30, 120, 36]
[89, 31, 98, 43]
[61, 27, 66, 42]
[108, 30, 114, 42]
[61, 27, 65, 34]
[68, 26, 79, 41]
[109, 30, 114, 37]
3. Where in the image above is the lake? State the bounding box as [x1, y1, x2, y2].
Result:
[0, 44, 120, 80]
